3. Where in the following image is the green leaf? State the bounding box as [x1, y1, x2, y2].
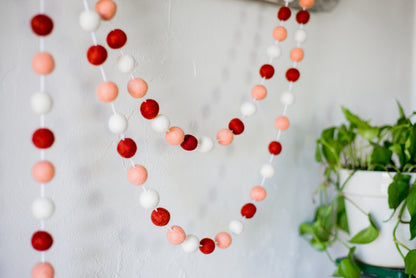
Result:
[315, 141, 323, 162]
[388, 173, 411, 209]
[410, 216, 416, 240]
[336, 197, 349, 233]
[358, 126, 379, 141]
[397, 101, 406, 121]
[336, 247, 361, 278]
[349, 215, 379, 244]
[405, 249, 416, 275]
[370, 144, 392, 168]
[389, 143, 405, 168]
[342, 107, 368, 129]
[310, 236, 326, 252]
[407, 185, 416, 217]
[299, 223, 314, 235]
[313, 206, 335, 242]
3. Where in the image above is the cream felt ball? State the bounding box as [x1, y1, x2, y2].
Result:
[79, 10, 101, 32]
[117, 54, 135, 74]
[229, 220, 244, 235]
[181, 235, 200, 253]
[108, 113, 128, 134]
[31, 92, 53, 115]
[139, 189, 160, 210]
[32, 197, 55, 220]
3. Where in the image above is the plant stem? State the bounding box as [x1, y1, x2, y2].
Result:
[324, 249, 336, 264]
[393, 203, 408, 260]
[340, 170, 357, 191]
[342, 195, 368, 216]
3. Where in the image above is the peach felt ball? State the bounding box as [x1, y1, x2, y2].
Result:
[165, 127, 185, 145]
[251, 85, 267, 100]
[32, 161, 55, 183]
[32, 262, 54, 278]
[217, 129, 234, 145]
[272, 26, 287, 42]
[299, 0, 315, 9]
[127, 165, 148, 185]
[96, 81, 118, 102]
[167, 225, 186, 245]
[215, 232, 232, 249]
[274, 116, 290, 131]
[127, 78, 148, 98]
[32, 52, 55, 75]
[95, 0, 117, 21]
[290, 48, 304, 62]
[250, 186, 267, 201]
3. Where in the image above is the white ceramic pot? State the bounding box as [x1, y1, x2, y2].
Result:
[340, 169, 416, 268]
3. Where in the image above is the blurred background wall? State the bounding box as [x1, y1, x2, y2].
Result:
[0, 0, 415, 277]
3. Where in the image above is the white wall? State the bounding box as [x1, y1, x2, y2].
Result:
[0, 0, 414, 277]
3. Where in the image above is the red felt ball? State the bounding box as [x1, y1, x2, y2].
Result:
[31, 231, 53, 251]
[199, 238, 216, 254]
[87, 45, 108, 66]
[241, 203, 257, 219]
[151, 207, 170, 226]
[181, 135, 198, 151]
[31, 14, 53, 36]
[259, 64, 275, 79]
[107, 29, 127, 49]
[140, 99, 159, 120]
[32, 128, 54, 149]
[269, 141, 282, 155]
[296, 10, 310, 24]
[286, 68, 300, 82]
[117, 138, 137, 158]
[228, 118, 245, 135]
[277, 6, 291, 21]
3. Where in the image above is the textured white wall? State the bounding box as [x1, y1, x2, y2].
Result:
[0, 0, 414, 277]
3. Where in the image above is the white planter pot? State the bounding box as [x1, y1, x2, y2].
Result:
[340, 169, 416, 268]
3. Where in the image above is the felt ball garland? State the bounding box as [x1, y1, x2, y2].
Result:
[30, 1, 56, 276]
[79, 0, 314, 256]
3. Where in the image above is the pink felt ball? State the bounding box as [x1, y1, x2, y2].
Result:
[215, 232, 232, 249]
[251, 84, 267, 100]
[272, 26, 287, 42]
[127, 78, 148, 98]
[241, 203, 257, 219]
[127, 165, 147, 185]
[290, 48, 304, 62]
[250, 186, 267, 201]
[32, 161, 55, 183]
[274, 116, 290, 131]
[32, 52, 55, 75]
[95, 0, 117, 21]
[165, 127, 185, 145]
[299, 0, 315, 9]
[32, 262, 54, 278]
[96, 81, 119, 103]
[216, 129, 234, 146]
[167, 225, 186, 245]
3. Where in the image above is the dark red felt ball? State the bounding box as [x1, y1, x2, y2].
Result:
[181, 134, 198, 151]
[259, 64, 275, 79]
[31, 14, 53, 36]
[140, 99, 159, 120]
[228, 118, 245, 135]
[31, 231, 53, 251]
[32, 128, 55, 149]
[286, 68, 300, 82]
[199, 238, 216, 254]
[241, 203, 257, 219]
[268, 141, 282, 155]
[151, 207, 170, 226]
[296, 10, 310, 24]
[87, 45, 108, 66]
[107, 29, 127, 49]
[277, 6, 291, 21]
[117, 138, 137, 158]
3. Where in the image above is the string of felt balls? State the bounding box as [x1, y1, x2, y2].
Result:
[79, 0, 314, 255]
[29, 0, 57, 277]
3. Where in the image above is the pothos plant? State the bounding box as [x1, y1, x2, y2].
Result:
[299, 103, 416, 278]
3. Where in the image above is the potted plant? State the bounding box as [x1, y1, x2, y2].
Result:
[299, 103, 416, 278]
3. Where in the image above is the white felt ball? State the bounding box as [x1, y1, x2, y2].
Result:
[151, 115, 170, 133]
[108, 114, 128, 134]
[32, 197, 55, 220]
[260, 163, 275, 178]
[198, 136, 214, 153]
[294, 29, 307, 44]
[240, 101, 257, 117]
[30, 92, 53, 115]
[182, 235, 200, 253]
[139, 189, 160, 210]
[79, 10, 101, 32]
[280, 91, 295, 106]
[267, 44, 281, 59]
[229, 220, 244, 235]
[117, 55, 136, 74]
